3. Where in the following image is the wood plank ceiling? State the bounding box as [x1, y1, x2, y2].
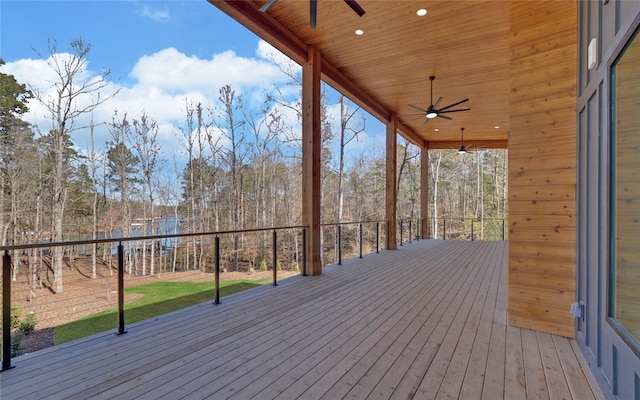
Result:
[209, 0, 510, 150]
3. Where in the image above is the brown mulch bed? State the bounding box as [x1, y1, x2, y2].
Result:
[8, 256, 297, 354]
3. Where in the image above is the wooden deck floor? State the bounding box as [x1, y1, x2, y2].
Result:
[1, 240, 602, 399]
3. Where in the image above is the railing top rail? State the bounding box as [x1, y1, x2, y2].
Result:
[433, 217, 507, 220]
[0, 225, 307, 252]
[320, 220, 387, 228]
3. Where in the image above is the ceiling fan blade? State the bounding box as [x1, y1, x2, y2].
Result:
[310, 0, 317, 28]
[437, 98, 469, 112]
[408, 104, 428, 113]
[259, 0, 278, 12]
[344, 0, 366, 16]
[437, 114, 453, 120]
[400, 114, 427, 123]
[434, 96, 443, 108]
[438, 107, 471, 114]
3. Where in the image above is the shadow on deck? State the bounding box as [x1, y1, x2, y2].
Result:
[0, 240, 602, 399]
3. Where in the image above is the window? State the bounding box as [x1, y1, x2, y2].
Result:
[611, 26, 640, 345]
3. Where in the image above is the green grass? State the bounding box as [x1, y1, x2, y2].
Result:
[54, 278, 271, 345]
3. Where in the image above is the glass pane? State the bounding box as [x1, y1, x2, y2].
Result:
[612, 27, 640, 342]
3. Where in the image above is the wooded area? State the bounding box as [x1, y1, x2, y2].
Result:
[0, 39, 507, 294]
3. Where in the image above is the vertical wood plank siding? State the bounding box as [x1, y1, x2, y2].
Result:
[508, 1, 578, 338]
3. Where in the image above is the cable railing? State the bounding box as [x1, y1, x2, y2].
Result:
[0, 225, 306, 371]
[426, 217, 507, 241]
[321, 220, 384, 266]
[0, 216, 505, 370]
[320, 218, 425, 266]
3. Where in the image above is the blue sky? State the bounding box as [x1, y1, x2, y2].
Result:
[0, 0, 387, 171]
[1, 1, 258, 83]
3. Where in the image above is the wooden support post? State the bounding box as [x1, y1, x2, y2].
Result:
[386, 118, 398, 250]
[302, 45, 323, 275]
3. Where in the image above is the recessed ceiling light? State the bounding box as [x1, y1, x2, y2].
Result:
[494, 126, 500, 129]
[355, 29, 364, 35]
[434, 128, 439, 132]
[417, 9, 428, 16]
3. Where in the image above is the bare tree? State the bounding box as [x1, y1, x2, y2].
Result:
[215, 85, 248, 271]
[131, 112, 160, 275]
[429, 150, 443, 237]
[107, 111, 139, 274]
[85, 110, 106, 278]
[32, 37, 116, 293]
[336, 95, 365, 224]
[177, 100, 214, 270]
[156, 163, 183, 273]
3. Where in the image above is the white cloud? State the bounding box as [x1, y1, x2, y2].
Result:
[256, 40, 297, 70]
[130, 47, 287, 98]
[137, 5, 170, 23]
[0, 44, 299, 163]
[0, 40, 382, 172]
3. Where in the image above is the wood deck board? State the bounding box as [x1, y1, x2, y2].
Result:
[320, 243, 486, 399]
[437, 241, 502, 399]
[458, 240, 504, 399]
[414, 242, 496, 400]
[522, 328, 550, 400]
[329, 244, 492, 400]
[0, 240, 603, 399]
[275, 243, 473, 400]
[481, 244, 508, 400]
[205, 251, 436, 399]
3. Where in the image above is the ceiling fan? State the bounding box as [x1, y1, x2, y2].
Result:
[408, 76, 470, 125]
[457, 127, 469, 154]
[455, 127, 484, 154]
[259, 0, 366, 29]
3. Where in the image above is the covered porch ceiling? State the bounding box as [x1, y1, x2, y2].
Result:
[209, 0, 510, 150]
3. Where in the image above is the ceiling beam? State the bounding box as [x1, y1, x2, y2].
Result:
[208, 0, 308, 64]
[320, 59, 391, 124]
[395, 125, 425, 148]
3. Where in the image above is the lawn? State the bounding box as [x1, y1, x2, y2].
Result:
[54, 278, 271, 345]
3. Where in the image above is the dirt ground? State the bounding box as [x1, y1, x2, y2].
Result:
[7, 256, 297, 353]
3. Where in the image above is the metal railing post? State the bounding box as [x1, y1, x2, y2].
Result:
[116, 242, 127, 335]
[359, 223, 363, 259]
[386, 222, 390, 250]
[376, 222, 380, 253]
[2, 251, 14, 371]
[272, 230, 278, 286]
[502, 219, 505, 241]
[399, 220, 403, 246]
[337, 225, 342, 265]
[214, 236, 220, 304]
[443, 218, 446, 240]
[409, 219, 412, 243]
[302, 228, 307, 276]
[471, 219, 474, 241]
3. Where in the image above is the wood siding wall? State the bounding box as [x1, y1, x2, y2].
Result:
[508, 1, 577, 338]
